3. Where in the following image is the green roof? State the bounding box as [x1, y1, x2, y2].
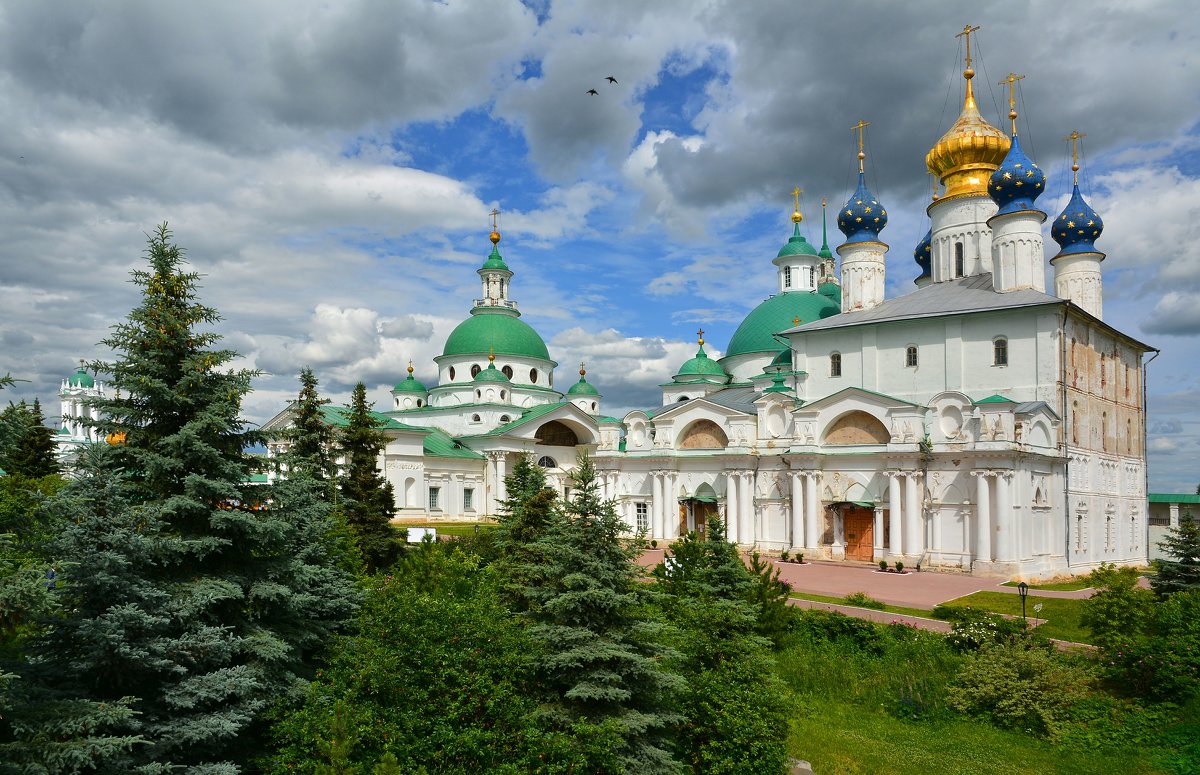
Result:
[675, 344, 728, 382]
[770, 349, 792, 367]
[393, 372, 428, 393]
[818, 280, 841, 303]
[480, 244, 510, 272]
[442, 308, 550, 360]
[725, 291, 840, 358]
[1149, 493, 1200, 504]
[423, 428, 485, 459]
[567, 375, 600, 395]
[599, 415, 622, 424]
[974, 394, 1017, 405]
[461, 402, 571, 439]
[474, 362, 510, 383]
[245, 473, 270, 484]
[776, 223, 820, 258]
[67, 367, 95, 388]
[319, 405, 423, 431]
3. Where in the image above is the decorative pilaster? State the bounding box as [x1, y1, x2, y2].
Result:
[887, 472, 903, 558]
[739, 471, 755, 546]
[905, 472, 923, 559]
[790, 471, 804, 552]
[974, 470, 992, 564]
[994, 470, 1014, 562]
[804, 471, 821, 550]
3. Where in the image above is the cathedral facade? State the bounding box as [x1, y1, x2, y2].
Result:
[261, 47, 1152, 580]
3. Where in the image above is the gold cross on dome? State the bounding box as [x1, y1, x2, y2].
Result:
[792, 187, 801, 212]
[489, 208, 500, 230]
[999, 73, 1024, 134]
[852, 119, 870, 172]
[1064, 130, 1086, 184]
[957, 24, 980, 70]
[793, 316, 801, 326]
[696, 328, 705, 345]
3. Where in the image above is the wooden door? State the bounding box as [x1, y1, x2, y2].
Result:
[843, 508, 875, 562]
[679, 502, 688, 537]
[694, 502, 715, 536]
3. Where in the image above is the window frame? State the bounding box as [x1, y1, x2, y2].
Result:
[463, 488, 474, 511]
[830, 351, 842, 377]
[905, 345, 918, 368]
[993, 337, 1008, 367]
[635, 502, 649, 533]
[954, 242, 965, 278]
[428, 486, 441, 510]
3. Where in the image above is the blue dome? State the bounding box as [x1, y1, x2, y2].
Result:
[837, 172, 887, 243]
[989, 135, 1046, 215]
[1051, 184, 1104, 256]
[914, 227, 932, 280]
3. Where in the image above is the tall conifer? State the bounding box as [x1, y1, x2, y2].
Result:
[337, 383, 399, 572]
[5, 400, 60, 478]
[8, 225, 357, 771]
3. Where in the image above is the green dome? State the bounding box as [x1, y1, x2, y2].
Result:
[567, 375, 599, 396]
[725, 291, 840, 358]
[818, 280, 841, 304]
[770, 348, 792, 368]
[675, 344, 729, 382]
[442, 309, 550, 361]
[776, 223, 819, 258]
[67, 366, 94, 388]
[474, 362, 510, 383]
[480, 244, 510, 272]
[393, 371, 427, 393]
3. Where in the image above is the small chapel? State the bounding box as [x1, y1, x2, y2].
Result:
[258, 30, 1152, 579]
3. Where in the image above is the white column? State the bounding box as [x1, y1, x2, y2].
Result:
[725, 472, 739, 543]
[651, 472, 664, 540]
[1170, 503, 1180, 529]
[905, 473, 923, 559]
[790, 472, 804, 551]
[888, 472, 903, 557]
[975, 471, 992, 564]
[873, 506, 884, 560]
[804, 472, 820, 549]
[739, 471, 754, 545]
[665, 472, 678, 540]
[495, 454, 507, 510]
[995, 470, 1013, 562]
[488, 454, 499, 516]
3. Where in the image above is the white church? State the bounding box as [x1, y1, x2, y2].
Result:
[253, 39, 1151, 580]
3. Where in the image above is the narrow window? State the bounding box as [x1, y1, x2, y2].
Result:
[994, 338, 1008, 366]
[591, 401, 597, 411]
[906, 346, 918, 368]
[471, 413, 481, 422]
[471, 364, 482, 378]
[783, 266, 792, 288]
[449, 366, 456, 380]
[428, 487, 440, 510]
[502, 365, 513, 379]
[463, 488, 474, 510]
[954, 242, 965, 277]
[499, 278, 505, 296]
[636, 502, 649, 532]
[808, 266, 816, 287]
[530, 368, 538, 383]
[830, 352, 842, 377]
[500, 414, 511, 423]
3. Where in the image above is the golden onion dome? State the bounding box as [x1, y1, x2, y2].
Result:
[926, 65, 1009, 200]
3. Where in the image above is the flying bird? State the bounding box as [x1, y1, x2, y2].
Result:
[586, 88, 599, 96]
[606, 76, 618, 84]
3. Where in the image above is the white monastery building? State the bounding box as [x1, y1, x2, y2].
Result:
[259, 36, 1154, 580]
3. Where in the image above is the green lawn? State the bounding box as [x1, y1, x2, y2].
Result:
[1001, 579, 1092, 592]
[789, 699, 1169, 775]
[939, 591, 1091, 644]
[788, 591, 939, 621]
[394, 522, 498, 538]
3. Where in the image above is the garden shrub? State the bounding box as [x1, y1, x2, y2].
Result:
[791, 609, 885, 655]
[1102, 589, 1200, 702]
[843, 591, 886, 610]
[944, 611, 1026, 653]
[1080, 562, 1155, 648]
[947, 640, 1094, 738]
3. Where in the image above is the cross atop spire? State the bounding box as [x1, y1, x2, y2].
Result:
[957, 24, 980, 72]
[999, 72, 1024, 134]
[852, 119, 870, 173]
[489, 208, 501, 245]
[1065, 130, 1086, 184]
[696, 328, 705, 346]
[791, 187, 803, 223]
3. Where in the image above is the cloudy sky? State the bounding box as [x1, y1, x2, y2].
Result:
[1, 1, 1198, 490]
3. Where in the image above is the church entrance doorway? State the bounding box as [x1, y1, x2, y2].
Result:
[843, 507, 875, 562]
[678, 498, 718, 537]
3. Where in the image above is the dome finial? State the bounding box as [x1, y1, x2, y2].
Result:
[999, 72, 1024, 135]
[1066, 129, 1086, 186]
[407, 359, 414, 375]
[579, 361, 586, 377]
[696, 328, 705, 347]
[791, 186, 803, 224]
[819, 196, 831, 254]
[488, 346, 495, 363]
[489, 207, 501, 245]
[852, 119, 870, 174]
[930, 173, 940, 202]
[957, 24, 981, 104]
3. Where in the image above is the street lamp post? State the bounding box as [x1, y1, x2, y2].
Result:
[1017, 581, 1029, 629]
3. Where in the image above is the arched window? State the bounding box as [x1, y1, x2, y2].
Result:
[993, 337, 1008, 366]
[1071, 400, 1080, 444]
[471, 414, 481, 423]
[475, 389, 481, 399]
[808, 266, 816, 287]
[677, 395, 689, 402]
[679, 420, 729, 450]
[502, 365, 513, 379]
[830, 352, 842, 377]
[1127, 418, 1133, 454]
[499, 390, 506, 400]
[1101, 412, 1108, 452]
[537, 455, 557, 468]
[535, 421, 579, 447]
[1100, 354, 1106, 389]
[416, 399, 423, 408]
[500, 414, 511, 423]
[471, 364, 482, 378]
[824, 411, 890, 445]
[954, 242, 965, 277]
[530, 368, 538, 383]
[449, 366, 456, 380]
[905, 345, 918, 368]
[783, 266, 792, 288]
[591, 401, 597, 411]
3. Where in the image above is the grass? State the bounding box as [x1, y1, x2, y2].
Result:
[789, 699, 1168, 775]
[939, 591, 1091, 644]
[1001, 579, 1092, 592]
[788, 591, 944, 621]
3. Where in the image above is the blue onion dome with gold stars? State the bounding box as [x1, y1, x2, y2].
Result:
[1052, 184, 1104, 255]
[674, 332, 729, 383]
[837, 172, 887, 243]
[989, 135, 1045, 215]
[394, 362, 427, 393]
[914, 227, 932, 280]
[567, 365, 600, 396]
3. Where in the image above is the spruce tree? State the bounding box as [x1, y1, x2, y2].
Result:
[288, 367, 336, 482]
[1152, 518, 1200, 599]
[337, 382, 399, 573]
[6, 399, 61, 478]
[8, 225, 357, 772]
[525, 452, 682, 774]
[493, 455, 560, 611]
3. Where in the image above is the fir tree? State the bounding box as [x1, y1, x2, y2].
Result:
[1152, 518, 1200, 599]
[6, 399, 61, 479]
[337, 382, 399, 573]
[493, 455, 560, 610]
[525, 452, 683, 774]
[287, 367, 336, 482]
[8, 225, 357, 772]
